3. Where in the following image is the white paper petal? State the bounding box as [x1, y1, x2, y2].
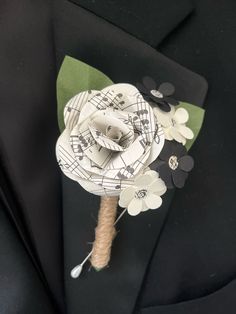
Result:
[163, 128, 174, 141]
[153, 107, 172, 128]
[102, 83, 140, 97]
[144, 193, 162, 209]
[174, 108, 189, 124]
[119, 187, 136, 207]
[141, 203, 149, 212]
[64, 91, 96, 130]
[176, 125, 194, 139]
[149, 179, 167, 195]
[144, 170, 160, 181]
[127, 198, 143, 216]
[89, 124, 125, 151]
[78, 179, 120, 196]
[58, 84, 172, 198]
[144, 122, 165, 166]
[134, 173, 153, 187]
[169, 127, 186, 144]
[56, 129, 91, 180]
[78, 90, 117, 124]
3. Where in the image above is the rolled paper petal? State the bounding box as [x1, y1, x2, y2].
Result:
[144, 193, 162, 209]
[174, 107, 189, 124]
[178, 155, 194, 172]
[144, 123, 165, 166]
[89, 124, 125, 152]
[127, 198, 143, 216]
[57, 83, 166, 196]
[172, 168, 188, 188]
[64, 91, 95, 130]
[78, 179, 121, 196]
[78, 91, 112, 124]
[102, 83, 140, 97]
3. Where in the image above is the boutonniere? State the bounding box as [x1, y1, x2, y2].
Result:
[56, 56, 205, 278]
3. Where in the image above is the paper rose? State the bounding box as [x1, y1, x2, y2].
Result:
[56, 83, 165, 196]
[118, 170, 167, 216]
[152, 141, 194, 189]
[153, 105, 194, 145]
[136, 76, 179, 112]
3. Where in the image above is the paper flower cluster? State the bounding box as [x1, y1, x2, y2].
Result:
[56, 79, 195, 216]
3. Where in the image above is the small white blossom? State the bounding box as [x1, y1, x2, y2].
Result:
[153, 105, 194, 145]
[118, 170, 167, 216]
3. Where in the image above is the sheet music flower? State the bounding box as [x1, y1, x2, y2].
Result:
[119, 170, 167, 216]
[137, 77, 179, 112]
[56, 84, 165, 197]
[153, 105, 194, 145]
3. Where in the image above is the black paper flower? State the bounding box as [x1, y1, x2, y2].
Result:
[137, 76, 179, 112]
[151, 140, 194, 189]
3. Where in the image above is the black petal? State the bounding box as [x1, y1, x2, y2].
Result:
[174, 142, 187, 158]
[157, 162, 174, 189]
[157, 101, 171, 112]
[143, 76, 157, 90]
[172, 168, 188, 188]
[136, 82, 149, 95]
[164, 96, 179, 106]
[179, 155, 194, 172]
[159, 141, 174, 161]
[158, 82, 175, 96]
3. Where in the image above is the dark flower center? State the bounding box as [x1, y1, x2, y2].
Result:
[168, 155, 179, 170]
[150, 89, 163, 98]
[135, 189, 148, 199]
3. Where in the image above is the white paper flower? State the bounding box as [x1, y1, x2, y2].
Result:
[118, 170, 167, 216]
[153, 105, 194, 145]
[56, 84, 165, 196]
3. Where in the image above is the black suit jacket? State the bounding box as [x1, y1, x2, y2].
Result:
[0, 1, 236, 313]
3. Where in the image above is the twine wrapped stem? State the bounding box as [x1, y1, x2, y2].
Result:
[91, 196, 118, 270]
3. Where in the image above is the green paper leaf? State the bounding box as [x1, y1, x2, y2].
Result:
[177, 102, 205, 151]
[57, 56, 113, 131]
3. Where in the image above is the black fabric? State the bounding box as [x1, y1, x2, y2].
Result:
[2, 0, 236, 313]
[0, 200, 56, 314]
[139, 279, 236, 314]
[137, 0, 236, 313]
[68, 0, 194, 47]
[0, 1, 64, 311]
[53, 2, 207, 313]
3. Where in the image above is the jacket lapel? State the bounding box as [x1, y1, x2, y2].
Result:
[53, 1, 207, 313]
[67, 0, 194, 47]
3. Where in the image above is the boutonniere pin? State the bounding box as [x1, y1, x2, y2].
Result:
[56, 56, 205, 278]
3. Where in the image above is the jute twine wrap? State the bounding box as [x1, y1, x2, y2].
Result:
[91, 196, 118, 270]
